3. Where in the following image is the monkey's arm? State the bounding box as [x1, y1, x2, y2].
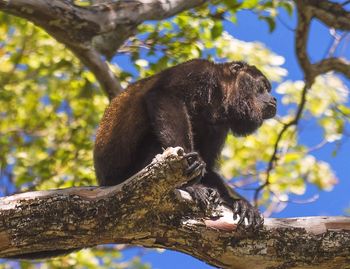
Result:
[145, 90, 208, 183]
[145, 91, 194, 152]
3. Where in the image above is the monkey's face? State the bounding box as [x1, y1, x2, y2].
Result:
[226, 62, 277, 136]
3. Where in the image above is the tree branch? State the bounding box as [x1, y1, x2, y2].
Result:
[306, 0, 350, 31]
[294, 0, 350, 80]
[0, 0, 208, 99]
[313, 57, 350, 80]
[0, 0, 208, 46]
[1, 147, 350, 268]
[294, 1, 313, 80]
[68, 46, 123, 99]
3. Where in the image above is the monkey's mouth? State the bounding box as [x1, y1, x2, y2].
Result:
[263, 103, 277, 119]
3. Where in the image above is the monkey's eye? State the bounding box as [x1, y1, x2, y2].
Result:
[229, 62, 244, 73]
[257, 87, 266, 94]
[264, 80, 272, 92]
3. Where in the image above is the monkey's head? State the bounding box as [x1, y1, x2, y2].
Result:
[222, 61, 277, 136]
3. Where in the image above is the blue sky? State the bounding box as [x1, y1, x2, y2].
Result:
[129, 8, 350, 269]
[226, 10, 350, 219]
[0, 5, 348, 269]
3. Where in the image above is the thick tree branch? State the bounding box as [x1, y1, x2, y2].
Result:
[1, 147, 350, 269]
[0, 0, 208, 49]
[0, 0, 208, 99]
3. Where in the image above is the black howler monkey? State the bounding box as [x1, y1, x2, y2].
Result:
[94, 59, 277, 227]
[11, 59, 276, 260]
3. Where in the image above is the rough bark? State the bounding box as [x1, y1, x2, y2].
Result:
[0, 148, 350, 269]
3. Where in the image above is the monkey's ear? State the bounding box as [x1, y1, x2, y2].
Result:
[229, 62, 244, 74]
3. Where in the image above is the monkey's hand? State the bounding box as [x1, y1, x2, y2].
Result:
[232, 199, 264, 229]
[184, 152, 206, 183]
[182, 153, 221, 215]
[184, 185, 222, 212]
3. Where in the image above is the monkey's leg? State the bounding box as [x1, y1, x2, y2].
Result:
[201, 170, 263, 229]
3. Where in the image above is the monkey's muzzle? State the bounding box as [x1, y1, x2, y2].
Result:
[263, 99, 277, 119]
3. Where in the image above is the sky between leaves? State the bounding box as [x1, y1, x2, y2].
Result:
[0, 0, 350, 268]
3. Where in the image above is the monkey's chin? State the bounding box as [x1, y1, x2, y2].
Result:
[262, 105, 277, 119]
[230, 119, 263, 137]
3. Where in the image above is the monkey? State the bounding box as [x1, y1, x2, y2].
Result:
[94, 58, 277, 227]
[11, 59, 275, 259]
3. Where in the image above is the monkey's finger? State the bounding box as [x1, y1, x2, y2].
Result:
[205, 188, 221, 207]
[246, 210, 256, 229]
[209, 189, 222, 205]
[237, 202, 248, 226]
[187, 175, 201, 185]
[185, 186, 212, 210]
[184, 152, 199, 158]
[232, 201, 240, 214]
[186, 161, 205, 177]
[232, 202, 243, 224]
[184, 152, 199, 164]
[254, 214, 264, 229]
[238, 214, 247, 226]
[186, 161, 200, 175]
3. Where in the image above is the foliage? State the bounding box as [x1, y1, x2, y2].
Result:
[123, 0, 293, 78]
[0, 15, 106, 193]
[0, 0, 349, 268]
[221, 73, 348, 204]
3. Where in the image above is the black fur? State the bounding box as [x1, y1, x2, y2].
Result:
[94, 59, 276, 226]
[14, 59, 276, 259]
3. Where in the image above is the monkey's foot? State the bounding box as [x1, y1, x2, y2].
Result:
[232, 199, 264, 229]
[184, 185, 222, 212]
[184, 152, 206, 182]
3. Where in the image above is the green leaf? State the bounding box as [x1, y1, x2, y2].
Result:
[211, 21, 223, 39]
[223, 0, 241, 10]
[260, 16, 276, 32]
[280, 1, 294, 16]
[241, 0, 260, 9]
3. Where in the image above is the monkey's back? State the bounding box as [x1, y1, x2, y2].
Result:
[94, 59, 217, 186]
[94, 77, 156, 186]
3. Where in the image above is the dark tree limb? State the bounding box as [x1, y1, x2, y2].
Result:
[68, 46, 123, 99]
[0, 0, 208, 99]
[306, 0, 350, 31]
[313, 57, 350, 79]
[1, 147, 350, 269]
[294, 0, 350, 81]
